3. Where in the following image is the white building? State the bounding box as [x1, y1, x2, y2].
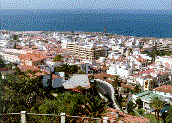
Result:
[0, 39, 13, 49]
[155, 56, 172, 68]
[107, 61, 134, 78]
[0, 48, 32, 64]
[63, 74, 90, 89]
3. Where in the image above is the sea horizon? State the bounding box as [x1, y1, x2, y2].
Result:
[1, 9, 171, 38]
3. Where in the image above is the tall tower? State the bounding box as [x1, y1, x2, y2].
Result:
[104, 26, 106, 35]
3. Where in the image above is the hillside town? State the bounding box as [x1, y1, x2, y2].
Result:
[0, 30, 172, 122]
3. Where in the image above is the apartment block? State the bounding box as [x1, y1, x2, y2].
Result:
[0, 48, 32, 64]
[156, 40, 172, 51]
[66, 43, 108, 61]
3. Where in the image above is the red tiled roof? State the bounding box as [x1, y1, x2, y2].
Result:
[165, 63, 170, 68]
[35, 72, 46, 76]
[154, 85, 172, 94]
[52, 74, 62, 79]
[121, 83, 134, 90]
[94, 73, 117, 79]
[19, 53, 47, 61]
[105, 108, 149, 123]
[137, 69, 155, 76]
[132, 55, 147, 63]
[114, 56, 126, 62]
[17, 65, 40, 72]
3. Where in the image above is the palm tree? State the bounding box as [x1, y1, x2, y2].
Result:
[1, 70, 47, 113]
[13, 35, 19, 49]
[81, 93, 109, 118]
[133, 84, 142, 94]
[0, 56, 5, 68]
[166, 106, 172, 123]
[136, 98, 143, 109]
[149, 97, 165, 121]
[112, 75, 122, 90]
[53, 55, 64, 62]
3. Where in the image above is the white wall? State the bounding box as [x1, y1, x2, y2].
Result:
[107, 65, 117, 75]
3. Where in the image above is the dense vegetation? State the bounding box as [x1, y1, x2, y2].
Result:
[0, 66, 109, 119]
[0, 56, 5, 68]
[54, 63, 80, 79]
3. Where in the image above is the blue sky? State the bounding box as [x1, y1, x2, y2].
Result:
[1, 0, 171, 10]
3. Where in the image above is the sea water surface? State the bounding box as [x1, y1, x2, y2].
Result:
[0, 9, 171, 38]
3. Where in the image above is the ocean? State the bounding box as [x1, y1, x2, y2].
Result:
[0, 9, 171, 38]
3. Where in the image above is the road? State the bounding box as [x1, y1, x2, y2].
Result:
[95, 79, 121, 111]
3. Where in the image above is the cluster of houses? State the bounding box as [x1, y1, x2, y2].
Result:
[0, 30, 172, 119]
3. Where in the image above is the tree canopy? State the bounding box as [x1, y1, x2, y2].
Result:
[37, 91, 108, 118]
[136, 98, 143, 109]
[112, 75, 122, 90]
[13, 35, 18, 41]
[1, 66, 110, 120]
[0, 68, 47, 113]
[149, 97, 165, 121]
[0, 56, 5, 68]
[166, 106, 172, 123]
[38, 92, 82, 115]
[55, 63, 80, 80]
[12, 35, 19, 49]
[133, 84, 142, 94]
[53, 55, 64, 62]
[127, 101, 136, 114]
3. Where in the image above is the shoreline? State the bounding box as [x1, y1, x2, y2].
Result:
[1, 30, 172, 39]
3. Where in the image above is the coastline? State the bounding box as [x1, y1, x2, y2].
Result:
[1, 30, 172, 39]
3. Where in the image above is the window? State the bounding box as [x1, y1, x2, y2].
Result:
[145, 81, 148, 88]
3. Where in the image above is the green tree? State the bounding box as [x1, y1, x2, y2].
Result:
[89, 81, 100, 96]
[38, 92, 109, 122]
[149, 97, 165, 121]
[38, 92, 82, 115]
[1, 69, 47, 113]
[127, 101, 136, 114]
[81, 93, 109, 118]
[166, 106, 172, 123]
[129, 48, 133, 54]
[133, 84, 142, 94]
[53, 55, 64, 62]
[136, 98, 143, 109]
[112, 75, 122, 90]
[0, 56, 5, 68]
[13, 35, 19, 49]
[115, 93, 123, 108]
[55, 64, 80, 80]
